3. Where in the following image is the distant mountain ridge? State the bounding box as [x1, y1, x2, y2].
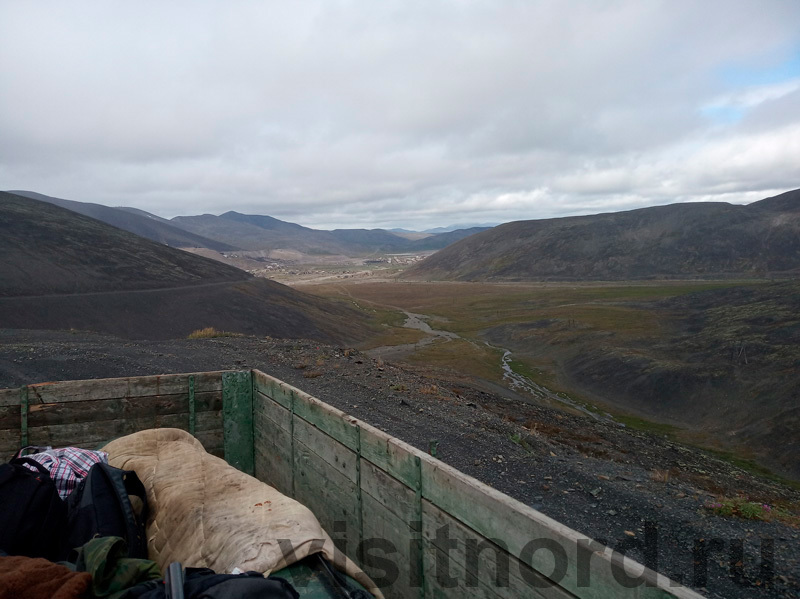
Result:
[13, 190, 490, 256]
[171, 211, 490, 255]
[405, 189, 800, 280]
[10, 191, 237, 252]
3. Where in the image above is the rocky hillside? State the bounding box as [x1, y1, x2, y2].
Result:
[0, 192, 248, 296]
[11, 190, 236, 251]
[0, 192, 369, 343]
[406, 189, 800, 280]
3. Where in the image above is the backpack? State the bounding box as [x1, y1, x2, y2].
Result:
[124, 567, 300, 599]
[0, 456, 68, 560]
[63, 462, 149, 560]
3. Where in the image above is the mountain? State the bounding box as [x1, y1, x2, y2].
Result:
[424, 223, 498, 233]
[0, 192, 368, 342]
[405, 189, 800, 280]
[10, 190, 237, 252]
[0, 192, 248, 296]
[172, 211, 487, 255]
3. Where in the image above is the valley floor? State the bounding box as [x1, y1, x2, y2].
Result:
[1, 329, 798, 599]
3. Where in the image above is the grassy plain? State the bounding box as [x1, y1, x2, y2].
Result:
[307, 279, 744, 394]
[307, 278, 800, 484]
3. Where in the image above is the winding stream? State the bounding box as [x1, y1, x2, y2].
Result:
[369, 310, 616, 423]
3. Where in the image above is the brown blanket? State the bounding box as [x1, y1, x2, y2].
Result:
[0, 556, 91, 599]
[102, 428, 382, 598]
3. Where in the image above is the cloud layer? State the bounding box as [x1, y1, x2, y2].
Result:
[1, 1, 799, 229]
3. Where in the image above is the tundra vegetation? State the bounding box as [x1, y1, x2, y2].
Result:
[308, 279, 800, 486]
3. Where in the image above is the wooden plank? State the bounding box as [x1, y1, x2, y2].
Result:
[0, 388, 19, 407]
[0, 405, 18, 430]
[28, 413, 189, 449]
[26, 391, 222, 428]
[253, 398, 293, 492]
[293, 416, 357, 484]
[420, 458, 702, 599]
[254, 439, 292, 494]
[195, 429, 224, 456]
[22, 372, 226, 404]
[423, 500, 578, 599]
[0, 431, 20, 458]
[359, 421, 420, 490]
[222, 370, 254, 475]
[19, 387, 28, 446]
[361, 460, 418, 524]
[291, 387, 359, 451]
[361, 492, 417, 599]
[253, 370, 292, 409]
[254, 391, 291, 431]
[254, 408, 292, 450]
[293, 436, 360, 538]
[195, 410, 222, 433]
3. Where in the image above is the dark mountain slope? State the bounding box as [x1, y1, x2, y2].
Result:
[408, 226, 491, 251]
[171, 213, 345, 253]
[0, 278, 367, 342]
[0, 192, 369, 343]
[0, 192, 248, 296]
[406, 189, 800, 280]
[10, 190, 237, 251]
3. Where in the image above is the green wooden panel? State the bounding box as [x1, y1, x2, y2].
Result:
[293, 436, 360, 538]
[253, 370, 292, 409]
[292, 389, 359, 451]
[294, 416, 358, 484]
[422, 500, 577, 599]
[361, 460, 418, 524]
[255, 390, 291, 431]
[359, 421, 420, 489]
[420, 459, 699, 599]
[222, 370, 254, 475]
[361, 492, 418, 599]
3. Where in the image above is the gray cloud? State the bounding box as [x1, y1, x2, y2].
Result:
[1, 1, 799, 229]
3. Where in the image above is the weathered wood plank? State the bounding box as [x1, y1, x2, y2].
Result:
[29, 413, 190, 449]
[0, 430, 20, 457]
[20, 372, 226, 404]
[293, 436, 359, 538]
[194, 410, 222, 433]
[293, 416, 357, 484]
[0, 388, 20, 407]
[25, 392, 221, 428]
[222, 370, 254, 476]
[253, 371, 292, 409]
[359, 421, 420, 490]
[0, 405, 18, 429]
[291, 388, 359, 451]
[254, 409, 291, 449]
[361, 492, 417, 599]
[420, 458, 702, 599]
[254, 391, 291, 431]
[195, 429, 224, 457]
[254, 440, 292, 495]
[361, 460, 417, 524]
[423, 500, 578, 599]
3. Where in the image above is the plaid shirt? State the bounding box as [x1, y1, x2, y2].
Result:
[19, 446, 108, 500]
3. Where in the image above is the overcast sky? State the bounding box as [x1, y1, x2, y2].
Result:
[2, 1, 799, 230]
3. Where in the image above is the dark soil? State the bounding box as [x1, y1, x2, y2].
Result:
[1, 329, 798, 599]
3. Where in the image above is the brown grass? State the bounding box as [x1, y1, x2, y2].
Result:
[187, 327, 243, 339]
